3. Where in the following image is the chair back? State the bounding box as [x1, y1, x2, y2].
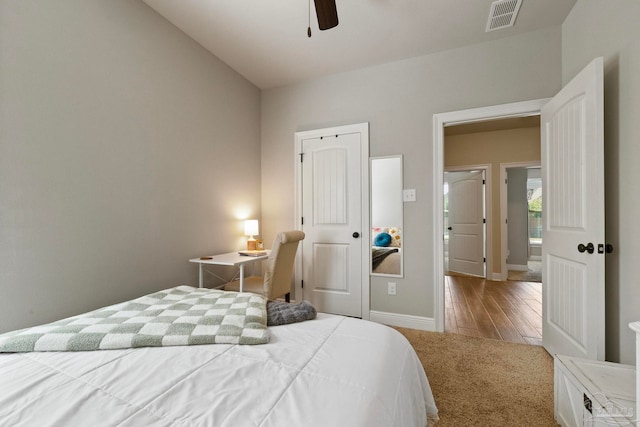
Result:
[263, 230, 305, 299]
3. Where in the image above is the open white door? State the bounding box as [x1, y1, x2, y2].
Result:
[447, 171, 485, 277]
[297, 125, 368, 317]
[542, 57, 605, 360]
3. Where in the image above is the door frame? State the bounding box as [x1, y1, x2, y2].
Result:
[444, 165, 491, 279]
[294, 122, 370, 320]
[432, 99, 550, 332]
[499, 161, 541, 281]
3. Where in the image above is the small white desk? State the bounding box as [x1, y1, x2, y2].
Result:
[189, 251, 270, 291]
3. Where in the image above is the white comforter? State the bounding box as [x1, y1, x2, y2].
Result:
[0, 314, 438, 426]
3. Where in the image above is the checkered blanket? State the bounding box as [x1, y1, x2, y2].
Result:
[0, 286, 269, 352]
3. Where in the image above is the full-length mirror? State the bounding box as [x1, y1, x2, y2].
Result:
[370, 155, 403, 277]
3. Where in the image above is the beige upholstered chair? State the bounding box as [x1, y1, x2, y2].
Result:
[224, 230, 305, 302]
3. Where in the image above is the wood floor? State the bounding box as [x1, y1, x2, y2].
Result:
[445, 274, 543, 346]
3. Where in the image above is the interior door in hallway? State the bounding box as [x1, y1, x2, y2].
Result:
[447, 170, 486, 277]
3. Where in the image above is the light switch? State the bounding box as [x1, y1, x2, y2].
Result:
[403, 189, 416, 202]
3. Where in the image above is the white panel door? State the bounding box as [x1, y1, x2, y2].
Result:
[542, 57, 604, 360]
[301, 133, 363, 317]
[447, 171, 485, 277]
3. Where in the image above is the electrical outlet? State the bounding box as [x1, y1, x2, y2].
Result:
[387, 282, 397, 295]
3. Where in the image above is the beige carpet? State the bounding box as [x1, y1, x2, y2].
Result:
[395, 328, 557, 426]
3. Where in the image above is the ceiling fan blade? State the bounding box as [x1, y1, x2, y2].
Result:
[313, 0, 338, 31]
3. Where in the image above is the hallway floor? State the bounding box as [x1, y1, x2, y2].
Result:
[445, 274, 542, 345]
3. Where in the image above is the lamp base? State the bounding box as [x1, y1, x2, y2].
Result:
[247, 239, 257, 251]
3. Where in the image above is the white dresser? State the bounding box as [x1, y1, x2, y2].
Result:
[554, 322, 639, 426]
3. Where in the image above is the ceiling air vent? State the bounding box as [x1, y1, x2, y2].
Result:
[486, 0, 522, 32]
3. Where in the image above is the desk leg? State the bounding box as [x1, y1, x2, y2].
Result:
[199, 264, 203, 288]
[239, 264, 244, 292]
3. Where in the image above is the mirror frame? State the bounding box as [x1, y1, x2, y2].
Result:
[370, 155, 404, 277]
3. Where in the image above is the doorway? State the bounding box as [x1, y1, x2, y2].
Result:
[501, 164, 542, 283]
[432, 98, 549, 333]
[441, 114, 542, 343]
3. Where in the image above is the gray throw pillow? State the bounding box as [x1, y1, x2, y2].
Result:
[267, 300, 317, 326]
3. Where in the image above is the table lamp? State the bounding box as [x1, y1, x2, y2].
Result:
[244, 219, 259, 250]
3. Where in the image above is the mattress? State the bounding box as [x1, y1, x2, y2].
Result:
[0, 313, 438, 426]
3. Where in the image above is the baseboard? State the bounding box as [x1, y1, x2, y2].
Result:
[529, 256, 542, 261]
[491, 273, 505, 281]
[369, 310, 436, 331]
[507, 263, 528, 271]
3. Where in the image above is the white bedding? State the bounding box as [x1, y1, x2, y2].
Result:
[0, 313, 438, 426]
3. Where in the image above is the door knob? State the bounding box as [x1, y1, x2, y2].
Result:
[578, 243, 594, 254]
[352, 232, 360, 238]
[447, 227, 452, 231]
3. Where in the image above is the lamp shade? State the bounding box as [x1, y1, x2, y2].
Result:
[244, 219, 259, 237]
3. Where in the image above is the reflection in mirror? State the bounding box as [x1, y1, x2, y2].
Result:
[371, 155, 403, 277]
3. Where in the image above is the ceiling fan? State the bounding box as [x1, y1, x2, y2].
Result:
[308, 0, 338, 37]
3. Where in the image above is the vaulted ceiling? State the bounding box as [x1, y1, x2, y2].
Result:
[143, 0, 576, 89]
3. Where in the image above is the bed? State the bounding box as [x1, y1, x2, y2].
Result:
[0, 287, 438, 426]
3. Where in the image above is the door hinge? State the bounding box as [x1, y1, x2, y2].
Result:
[301, 217, 304, 225]
[299, 152, 304, 162]
[505, 178, 508, 184]
[483, 179, 485, 185]
[483, 257, 486, 263]
[301, 280, 304, 289]
[483, 218, 486, 224]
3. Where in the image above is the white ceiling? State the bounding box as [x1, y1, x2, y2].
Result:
[143, 0, 576, 90]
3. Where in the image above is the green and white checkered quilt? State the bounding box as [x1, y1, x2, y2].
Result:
[0, 286, 269, 352]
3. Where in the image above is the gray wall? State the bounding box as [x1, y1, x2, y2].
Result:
[562, 0, 640, 364]
[507, 169, 529, 267]
[261, 27, 563, 318]
[0, 0, 262, 333]
[6, 0, 633, 366]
